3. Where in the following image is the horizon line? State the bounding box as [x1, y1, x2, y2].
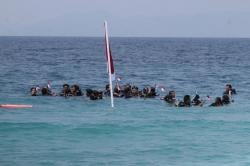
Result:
[0, 35, 249, 39]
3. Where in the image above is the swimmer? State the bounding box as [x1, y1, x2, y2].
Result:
[35, 86, 41, 93]
[86, 89, 103, 100]
[60, 84, 71, 97]
[93, 90, 103, 100]
[104, 84, 111, 96]
[210, 97, 223, 107]
[163, 91, 176, 104]
[41, 87, 52, 96]
[223, 84, 237, 95]
[30, 87, 37, 96]
[192, 94, 203, 107]
[141, 86, 157, 98]
[131, 86, 139, 97]
[148, 87, 157, 97]
[123, 84, 133, 98]
[86, 89, 93, 97]
[113, 87, 124, 97]
[178, 95, 191, 107]
[70, 85, 83, 96]
[222, 94, 230, 105]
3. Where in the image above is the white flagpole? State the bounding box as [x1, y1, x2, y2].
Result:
[104, 21, 114, 108]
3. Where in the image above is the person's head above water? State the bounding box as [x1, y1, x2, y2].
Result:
[225, 84, 232, 91]
[164, 90, 176, 104]
[169, 91, 176, 99]
[210, 97, 223, 107]
[177, 95, 191, 107]
[193, 94, 200, 101]
[224, 83, 237, 95]
[226, 84, 232, 89]
[71, 85, 82, 96]
[192, 94, 203, 106]
[41, 87, 50, 96]
[63, 84, 71, 92]
[30, 87, 37, 96]
[143, 87, 148, 94]
[183, 95, 191, 106]
[63, 84, 69, 88]
[70, 85, 76, 93]
[59, 84, 71, 96]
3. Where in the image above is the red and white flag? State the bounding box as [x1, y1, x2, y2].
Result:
[104, 21, 115, 107]
[104, 24, 115, 81]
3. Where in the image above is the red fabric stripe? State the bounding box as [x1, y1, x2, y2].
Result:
[104, 32, 115, 74]
[109, 45, 115, 74]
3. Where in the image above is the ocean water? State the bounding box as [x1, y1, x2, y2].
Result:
[0, 37, 250, 165]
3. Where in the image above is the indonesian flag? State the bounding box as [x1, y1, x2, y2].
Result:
[104, 22, 115, 81]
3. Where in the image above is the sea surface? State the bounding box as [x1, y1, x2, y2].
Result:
[0, 37, 250, 165]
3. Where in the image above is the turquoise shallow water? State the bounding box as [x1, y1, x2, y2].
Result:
[1, 37, 250, 165]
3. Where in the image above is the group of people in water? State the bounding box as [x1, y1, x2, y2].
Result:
[162, 84, 236, 107]
[30, 82, 236, 107]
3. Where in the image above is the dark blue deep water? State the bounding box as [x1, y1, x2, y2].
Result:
[1, 37, 250, 165]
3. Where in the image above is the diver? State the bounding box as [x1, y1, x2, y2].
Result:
[163, 90, 176, 105]
[41, 86, 52, 96]
[92, 90, 103, 100]
[60, 84, 71, 97]
[70, 85, 83, 96]
[113, 86, 124, 97]
[141, 86, 157, 98]
[86, 89, 103, 100]
[222, 94, 230, 105]
[131, 85, 140, 97]
[30, 87, 38, 96]
[86, 89, 93, 97]
[123, 84, 133, 98]
[178, 95, 191, 107]
[148, 87, 157, 97]
[192, 94, 203, 106]
[104, 84, 111, 96]
[223, 84, 237, 95]
[210, 97, 223, 107]
[141, 87, 148, 98]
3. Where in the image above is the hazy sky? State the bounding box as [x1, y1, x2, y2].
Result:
[1, 0, 250, 37]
